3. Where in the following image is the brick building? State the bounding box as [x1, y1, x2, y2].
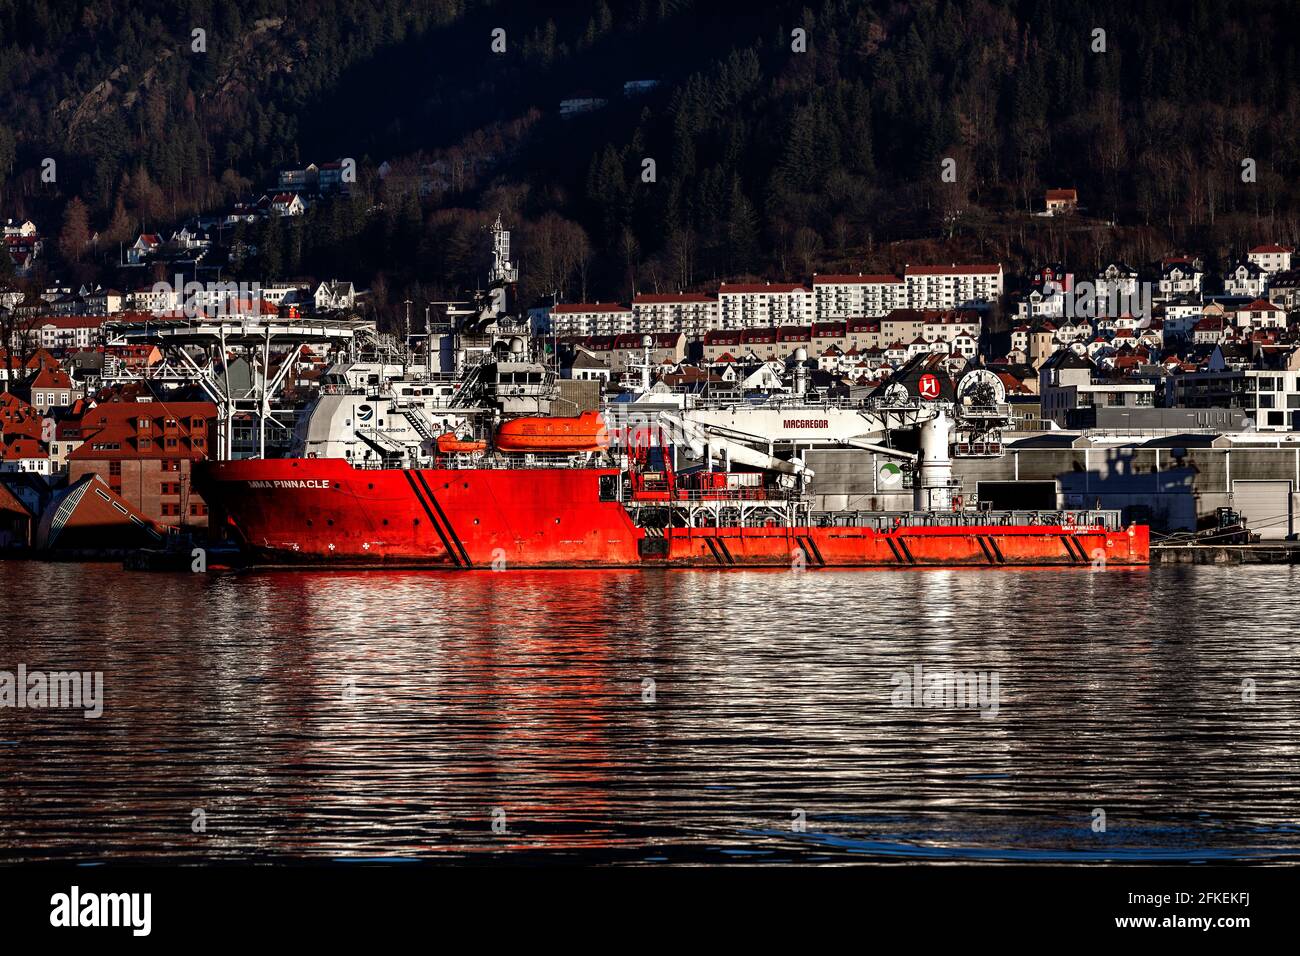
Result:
[66, 401, 218, 528]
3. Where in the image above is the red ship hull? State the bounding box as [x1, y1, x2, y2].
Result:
[195, 459, 1150, 569]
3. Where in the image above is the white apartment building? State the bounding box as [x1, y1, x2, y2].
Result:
[631, 293, 718, 337]
[548, 303, 635, 337]
[35, 317, 103, 350]
[811, 274, 905, 318]
[1247, 244, 1293, 275]
[903, 264, 1003, 309]
[83, 288, 126, 315]
[257, 282, 313, 306]
[717, 283, 813, 329]
[127, 285, 176, 313]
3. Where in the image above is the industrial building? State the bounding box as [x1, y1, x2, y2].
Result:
[807, 434, 1300, 539]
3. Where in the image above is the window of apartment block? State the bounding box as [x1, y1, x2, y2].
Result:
[109, 461, 122, 477]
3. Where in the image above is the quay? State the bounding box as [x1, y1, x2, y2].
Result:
[1152, 542, 1300, 564]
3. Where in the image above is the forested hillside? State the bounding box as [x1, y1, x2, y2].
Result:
[3, 0, 1299, 320]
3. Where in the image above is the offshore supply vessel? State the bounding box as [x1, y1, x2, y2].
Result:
[195, 219, 1149, 569]
[197, 406, 1148, 569]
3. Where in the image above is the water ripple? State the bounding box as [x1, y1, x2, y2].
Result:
[1, 561, 1298, 863]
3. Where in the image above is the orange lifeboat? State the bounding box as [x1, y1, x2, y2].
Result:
[495, 411, 608, 452]
[436, 433, 488, 455]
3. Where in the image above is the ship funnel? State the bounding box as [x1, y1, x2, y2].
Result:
[913, 409, 955, 511]
[793, 347, 809, 397]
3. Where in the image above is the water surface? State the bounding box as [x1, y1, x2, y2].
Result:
[1, 561, 1298, 863]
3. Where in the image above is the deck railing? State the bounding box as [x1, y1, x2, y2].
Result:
[811, 510, 1125, 531]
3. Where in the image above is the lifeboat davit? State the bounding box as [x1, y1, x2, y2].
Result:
[436, 433, 488, 455]
[495, 411, 608, 452]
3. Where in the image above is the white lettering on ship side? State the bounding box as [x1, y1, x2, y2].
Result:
[247, 480, 331, 489]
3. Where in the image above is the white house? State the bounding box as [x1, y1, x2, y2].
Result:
[1247, 244, 1293, 275]
[1224, 260, 1268, 298]
[269, 193, 306, 217]
[564, 346, 612, 382]
[1016, 288, 1066, 320]
[127, 233, 162, 264]
[1192, 315, 1229, 344]
[949, 332, 978, 358]
[171, 226, 210, 250]
[906, 336, 933, 359]
[1038, 350, 1156, 425]
[1234, 298, 1286, 330]
[1095, 262, 1141, 309]
[83, 288, 125, 315]
[1157, 260, 1203, 299]
[0, 439, 50, 475]
[3, 219, 36, 237]
[313, 280, 357, 313]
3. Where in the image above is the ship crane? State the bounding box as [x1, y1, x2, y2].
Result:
[655, 410, 811, 484]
